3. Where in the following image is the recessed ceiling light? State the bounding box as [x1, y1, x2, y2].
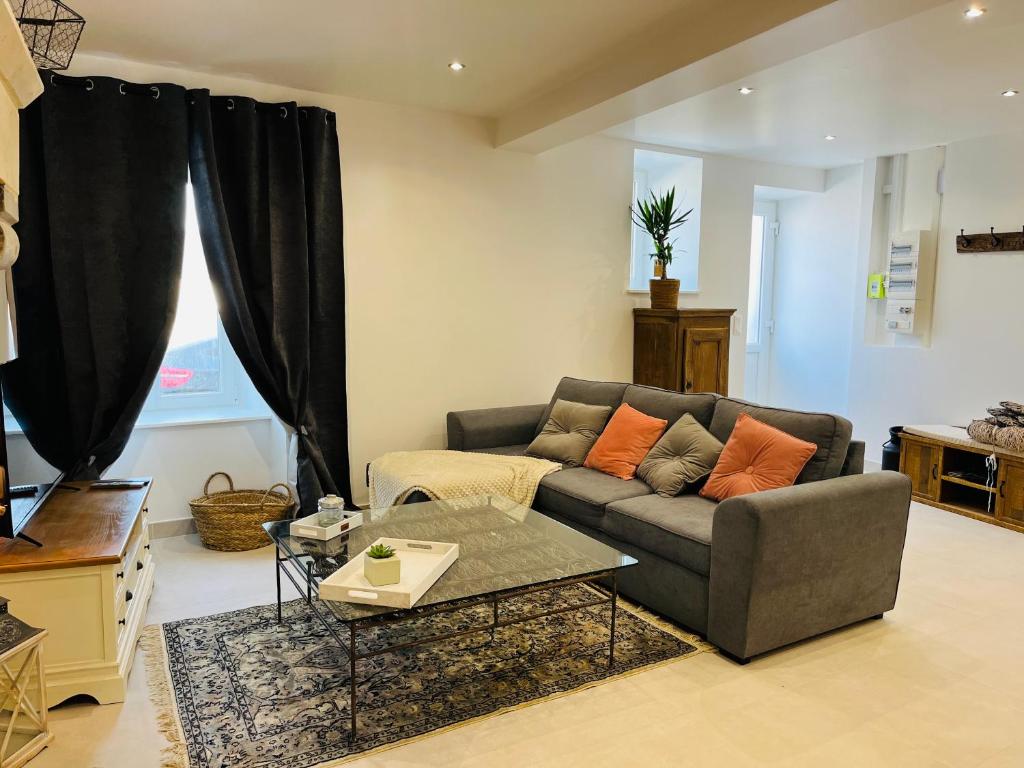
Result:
[447, 61, 465, 72]
[738, 86, 754, 95]
[964, 7, 986, 18]
[1003, 89, 1019, 97]
[824, 135, 837, 141]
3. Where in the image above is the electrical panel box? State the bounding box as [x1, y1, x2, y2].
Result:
[884, 231, 935, 337]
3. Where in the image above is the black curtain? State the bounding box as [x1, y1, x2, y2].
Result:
[187, 90, 352, 515]
[2, 73, 188, 479]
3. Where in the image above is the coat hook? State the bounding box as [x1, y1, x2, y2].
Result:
[990, 227, 1001, 247]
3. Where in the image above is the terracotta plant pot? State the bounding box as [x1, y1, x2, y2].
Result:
[649, 278, 680, 309]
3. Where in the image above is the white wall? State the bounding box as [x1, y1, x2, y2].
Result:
[6, 54, 824, 512]
[768, 164, 862, 414]
[848, 132, 1024, 461]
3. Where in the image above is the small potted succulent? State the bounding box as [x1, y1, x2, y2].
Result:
[363, 542, 401, 586]
[631, 186, 693, 309]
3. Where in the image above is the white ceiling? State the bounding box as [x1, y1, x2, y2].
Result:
[605, 0, 1024, 168]
[68, 0, 690, 117]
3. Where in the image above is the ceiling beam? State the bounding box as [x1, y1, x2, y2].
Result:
[495, 0, 949, 154]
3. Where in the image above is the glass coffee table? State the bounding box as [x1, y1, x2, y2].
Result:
[264, 495, 636, 738]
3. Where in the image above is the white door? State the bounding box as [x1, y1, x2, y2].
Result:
[743, 201, 777, 403]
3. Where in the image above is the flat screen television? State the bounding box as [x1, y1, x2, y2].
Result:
[0, 393, 63, 544]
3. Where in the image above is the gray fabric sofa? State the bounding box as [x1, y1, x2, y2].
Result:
[446, 377, 911, 663]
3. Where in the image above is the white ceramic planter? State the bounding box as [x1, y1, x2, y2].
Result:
[364, 554, 401, 586]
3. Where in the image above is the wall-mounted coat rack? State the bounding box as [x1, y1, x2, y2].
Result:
[956, 227, 1024, 253]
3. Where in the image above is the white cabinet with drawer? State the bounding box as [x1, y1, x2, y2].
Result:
[0, 480, 155, 706]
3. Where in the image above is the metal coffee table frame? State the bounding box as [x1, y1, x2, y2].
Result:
[271, 543, 619, 739]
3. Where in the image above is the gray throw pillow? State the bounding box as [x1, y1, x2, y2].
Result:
[637, 413, 724, 497]
[526, 399, 613, 467]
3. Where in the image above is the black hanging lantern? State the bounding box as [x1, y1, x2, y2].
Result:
[14, 0, 85, 71]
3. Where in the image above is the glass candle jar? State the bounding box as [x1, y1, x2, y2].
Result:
[317, 494, 345, 527]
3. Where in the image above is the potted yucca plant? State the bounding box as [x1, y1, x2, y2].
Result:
[631, 187, 693, 309]
[364, 542, 401, 586]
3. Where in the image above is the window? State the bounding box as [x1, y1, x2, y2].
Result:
[629, 150, 703, 292]
[141, 187, 244, 416]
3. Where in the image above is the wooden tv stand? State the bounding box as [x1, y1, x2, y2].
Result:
[899, 426, 1024, 534]
[0, 479, 154, 706]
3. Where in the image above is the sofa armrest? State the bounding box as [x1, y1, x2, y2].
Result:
[446, 404, 546, 451]
[708, 471, 911, 661]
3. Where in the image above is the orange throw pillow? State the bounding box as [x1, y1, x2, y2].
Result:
[700, 413, 817, 501]
[584, 403, 667, 480]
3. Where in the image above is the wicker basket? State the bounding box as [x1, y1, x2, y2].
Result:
[189, 472, 296, 551]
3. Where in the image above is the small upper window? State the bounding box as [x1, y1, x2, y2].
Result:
[629, 150, 703, 292]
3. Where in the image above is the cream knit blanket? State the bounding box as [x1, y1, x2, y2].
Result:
[368, 450, 561, 508]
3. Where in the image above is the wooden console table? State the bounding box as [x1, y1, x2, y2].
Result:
[900, 426, 1024, 533]
[0, 480, 154, 706]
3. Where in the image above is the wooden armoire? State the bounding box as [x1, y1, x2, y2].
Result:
[633, 308, 736, 395]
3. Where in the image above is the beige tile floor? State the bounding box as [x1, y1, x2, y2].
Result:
[30, 500, 1024, 767]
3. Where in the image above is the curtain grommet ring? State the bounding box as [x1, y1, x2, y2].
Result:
[150, 86, 160, 100]
[226, 97, 235, 111]
[49, 73, 93, 91]
[118, 83, 127, 96]
[280, 106, 288, 118]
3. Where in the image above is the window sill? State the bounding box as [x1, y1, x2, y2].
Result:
[135, 407, 274, 430]
[627, 288, 700, 295]
[4, 407, 274, 436]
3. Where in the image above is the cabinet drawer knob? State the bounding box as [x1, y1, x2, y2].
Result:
[118, 618, 126, 626]
[125, 590, 133, 602]
[116, 570, 124, 579]
[931, 464, 938, 480]
[137, 561, 144, 571]
[144, 544, 151, 551]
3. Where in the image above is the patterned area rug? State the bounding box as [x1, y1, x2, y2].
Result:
[143, 586, 710, 767]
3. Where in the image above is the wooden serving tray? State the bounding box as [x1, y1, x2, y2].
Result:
[319, 537, 459, 609]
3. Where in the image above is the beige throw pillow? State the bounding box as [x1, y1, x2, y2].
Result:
[637, 413, 724, 497]
[526, 399, 613, 467]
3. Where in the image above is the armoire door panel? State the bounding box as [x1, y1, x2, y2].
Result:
[683, 327, 728, 394]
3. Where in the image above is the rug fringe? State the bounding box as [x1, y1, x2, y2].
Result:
[617, 597, 717, 653]
[140, 624, 190, 768]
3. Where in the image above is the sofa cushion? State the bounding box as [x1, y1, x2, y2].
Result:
[622, 385, 718, 430]
[469, 444, 529, 457]
[535, 377, 628, 436]
[527, 399, 612, 467]
[637, 413, 724, 497]
[709, 397, 852, 483]
[604, 494, 717, 575]
[700, 413, 817, 501]
[584, 403, 667, 480]
[535, 467, 652, 526]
